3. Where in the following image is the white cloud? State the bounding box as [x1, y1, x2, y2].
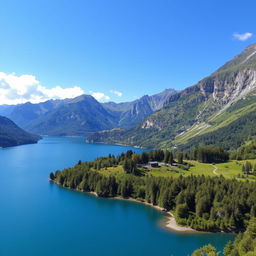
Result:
[90, 92, 110, 102]
[233, 32, 253, 41]
[0, 72, 84, 105]
[110, 90, 123, 97]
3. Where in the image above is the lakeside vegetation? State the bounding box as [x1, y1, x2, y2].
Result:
[50, 148, 256, 234]
[192, 218, 256, 255]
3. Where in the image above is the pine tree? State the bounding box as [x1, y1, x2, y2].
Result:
[123, 159, 131, 173]
[245, 161, 252, 174]
[253, 164, 256, 176]
[177, 152, 183, 164]
[164, 151, 171, 163]
[49, 172, 55, 180]
[169, 152, 174, 165]
[223, 241, 234, 256]
[242, 164, 246, 174]
[141, 152, 149, 164]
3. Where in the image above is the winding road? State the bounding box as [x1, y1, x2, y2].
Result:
[212, 165, 219, 176]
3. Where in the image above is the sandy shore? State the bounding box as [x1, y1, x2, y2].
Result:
[165, 213, 196, 233]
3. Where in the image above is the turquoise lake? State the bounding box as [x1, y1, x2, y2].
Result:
[0, 136, 234, 256]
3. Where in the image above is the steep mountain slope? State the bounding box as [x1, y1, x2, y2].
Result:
[0, 116, 40, 147]
[89, 43, 256, 149]
[178, 103, 256, 151]
[102, 89, 177, 129]
[25, 95, 118, 136]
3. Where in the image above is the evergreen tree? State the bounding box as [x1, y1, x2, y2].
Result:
[123, 159, 131, 173]
[176, 203, 189, 219]
[223, 241, 234, 256]
[164, 151, 171, 163]
[192, 244, 219, 256]
[177, 152, 183, 164]
[169, 152, 174, 165]
[253, 164, 256, 176]
[141, 152, 149, 164]
[244, 161, 252, 174]
[49, 172, 55, 180]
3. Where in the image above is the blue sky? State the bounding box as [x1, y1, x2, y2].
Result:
[0, 0, 255, 104]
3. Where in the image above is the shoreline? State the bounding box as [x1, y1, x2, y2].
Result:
[111, 196, 198, 233]
[164, 213, 197, 233]
[86, 140, 149, 149]
[52, 180, 198, 233]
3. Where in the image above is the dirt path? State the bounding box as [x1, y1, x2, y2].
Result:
[212, 165, 219, 176]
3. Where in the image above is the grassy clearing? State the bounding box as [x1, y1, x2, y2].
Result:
[147, 165, 186, 178]
[98, 165, 124, 177]
[184, 160, 256, 181]
[98, 160, 256, 181]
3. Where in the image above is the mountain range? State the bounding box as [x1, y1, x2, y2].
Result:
[0, 89, 177, 136]
[2, 43, 256, 151]
[89, 43, 256, 150]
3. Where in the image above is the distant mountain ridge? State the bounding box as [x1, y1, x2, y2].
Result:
[0, 99, 65, 128]
[0, 116, 40, 147]
[102, 89, 177, 128]
[24, 95, 118, 136]
[0, 89, 177, 136]
[89, 43, 256, 150]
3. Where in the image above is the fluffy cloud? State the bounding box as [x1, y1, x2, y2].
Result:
[110, 90, 123, 97]
[0, 72, 84, 105]
[233, 32, 253, 41]
[90, 92, 110, 102]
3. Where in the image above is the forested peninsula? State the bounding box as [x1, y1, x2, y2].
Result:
[50, 149, 256, 234]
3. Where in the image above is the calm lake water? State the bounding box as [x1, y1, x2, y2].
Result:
[0, 136, 234, 256]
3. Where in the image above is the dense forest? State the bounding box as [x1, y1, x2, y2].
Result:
[241, 161, 256, 176]
[51, 149, 256, 233]
[230, 139, 256, 160]
[190, 147, 229, 163]
[192, 218, 256, 255]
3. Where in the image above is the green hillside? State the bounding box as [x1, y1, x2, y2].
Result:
[89, 43, 256, 150]
[0, 116, 40, 147]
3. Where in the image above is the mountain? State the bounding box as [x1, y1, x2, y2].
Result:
[0, 116, 40, 147]
[0, 99, 66, 128]
[25, 95, 118, 136]
[89, 43, 256, 150]
[0, 89, 176, 136]
[102, 89, 177, 128]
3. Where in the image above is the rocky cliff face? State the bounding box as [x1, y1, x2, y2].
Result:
[102, 89, 177, 129]
[89, 43, 256, 148]
[141, 46, 256, 133]
[198, 67, 256, 105]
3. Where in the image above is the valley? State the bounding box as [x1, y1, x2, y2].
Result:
[2, 2, 256, 255]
